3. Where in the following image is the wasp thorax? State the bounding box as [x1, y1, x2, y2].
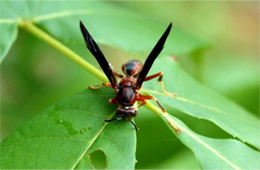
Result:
[121, 60, 143, 77]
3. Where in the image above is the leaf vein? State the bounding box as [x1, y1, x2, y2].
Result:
[70, 111, 115, 169]
[164, 113, 241, 170]
[32, 10, 92, 22]
[145, 89, 254, 125]
[20, 136, 89, 142]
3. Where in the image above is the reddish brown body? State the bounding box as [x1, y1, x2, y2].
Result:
[99, 60, 166, 126]
[112, 61, 142, 120]
[80, 21, 180, 132]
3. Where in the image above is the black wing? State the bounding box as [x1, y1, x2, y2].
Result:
[136, 23, 172, 89]
[79, 21, 117, 88]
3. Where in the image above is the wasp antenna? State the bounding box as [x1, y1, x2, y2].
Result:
[79, 20, 117, 87]
[136, 22, 172, 89]
[79, 21, 85, 35]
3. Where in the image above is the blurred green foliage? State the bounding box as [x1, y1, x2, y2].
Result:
[1, 1, 259, 169]
[120, 1, 259, 116]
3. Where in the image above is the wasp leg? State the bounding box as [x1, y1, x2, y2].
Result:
[143, 72, 163, 81]
[137, 94, 166, 113]
[137, 94, 181, 133]
[144, 72, 176, 97]
[169, 120, 181, 134]
[113, 72, 124, 78]
[130, 120, 139, 131]
[136, 96, 147, 108]
[89, 83, 112, 90]
[105, 117, 122, 122]
[109, 97, 118, 104]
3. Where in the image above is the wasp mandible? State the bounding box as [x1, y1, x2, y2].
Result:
[80, 21, 180, 132]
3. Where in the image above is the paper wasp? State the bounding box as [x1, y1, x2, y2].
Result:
[80, 21, 180, 132]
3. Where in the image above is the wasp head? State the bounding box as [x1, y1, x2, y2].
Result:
[117, 107, 137, 120]
[121, 60, 143, 78]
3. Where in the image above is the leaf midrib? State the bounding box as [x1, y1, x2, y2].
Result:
[164, 112, 240, 170]
[71, 119, 110, 169]
[0, 9, 90, 23]
[0, 8, 124, 24]
[146, 102, 241, 169]
[145, 89, 256, 126]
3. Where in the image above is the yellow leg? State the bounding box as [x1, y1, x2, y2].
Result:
[145, 72, 177, 97]
[89, 84, 103, 90]
[158, 74, 176, 97]
[159, 80, 176, 97]
[89, 83, 112, 90]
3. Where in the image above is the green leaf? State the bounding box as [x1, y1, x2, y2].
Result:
[0, 0, 208, 63]
[0, 22, 18, 63]
[143, 56, 260, 149]
[159, 111, 260, 169]
[202, 56, 258, 93]
[142, 147, 200, 169]
[2, 1, 258, 169]
[0, 88, 136, 169]
[0, 1, 17, 63]
[201, 56, 259, 115]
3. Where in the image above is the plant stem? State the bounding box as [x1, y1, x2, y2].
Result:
[19, 20, 108, 83]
